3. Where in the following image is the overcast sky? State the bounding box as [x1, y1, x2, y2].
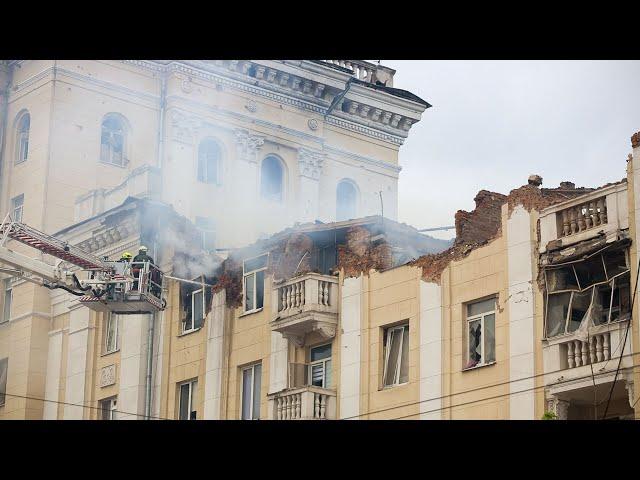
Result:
[381, 61, 640, 239]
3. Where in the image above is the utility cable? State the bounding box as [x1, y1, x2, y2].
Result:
[601, 250, 640, 419]
[340, 351, 640, 420]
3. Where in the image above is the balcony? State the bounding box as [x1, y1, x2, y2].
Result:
[268, 386, 336, 420]
[272, 273, 338, 346]
[538, 182, 628, 253]
[543, 320, 632, 382]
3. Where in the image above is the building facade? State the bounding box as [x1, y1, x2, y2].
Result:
[0, 59, 430, 419]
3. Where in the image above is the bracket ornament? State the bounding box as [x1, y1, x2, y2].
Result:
[234, 128, 265, 163]
[297, 148, 325, 180]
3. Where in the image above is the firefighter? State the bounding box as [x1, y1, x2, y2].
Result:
[132, 246, 154, 292]
[133, 246, 154, 265]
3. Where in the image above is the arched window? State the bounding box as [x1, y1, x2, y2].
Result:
[100, 114, 126, 166]
[260, 155, 284, 202]
[15, 112, 30, 164]
[197, 139, 221, 184]
[336, 180, 358, 221]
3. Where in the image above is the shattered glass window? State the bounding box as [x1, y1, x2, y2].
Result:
[465, 298, 496, 369]
[546, 292, 571, 337]
[568, 290, 592, 333]
[573, 255, 607, 289]
[544, 248, 630, 338]
[383, 324, 409, 387]
[546, 266, 579, 292]
[603, 249, 628, 279]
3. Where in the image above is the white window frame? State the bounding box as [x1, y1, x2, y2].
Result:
[308, 343, 332, 388]
[195, 217, 216, 252]
[243, 254, 268, 314]
[1, 278, 12, 324]
[183, 287, 205, 334]
[465, 298, 496, 369]
[100, 396, 117, 420]
[382, 323, 409, 388]
[178, 379, 198, 420]
[104, 314, 119, 354]
[240, 363, 262, 420]
[11, 194, 24, 223]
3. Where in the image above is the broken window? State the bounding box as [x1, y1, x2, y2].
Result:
[544, 248, 630, 338]
[197, 139, 221, 184]
[15, 112, 30, 164]
[0, 357, 7, 406]
[99, 396, 117, 420]
[243, 254, 267, 313]
[241, 363, 261, 420]
[182, 278, 206, 333]
[464, 298, 496, 369]
[104, 313, 119, 354]
[336, 179, 358, 221]
[100, 115, 126, 166]
[260, 155, 284, 202]
[178, 379, 197, 420]
[382, 323, 409, 387]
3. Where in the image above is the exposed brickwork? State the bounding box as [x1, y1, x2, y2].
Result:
[338, 225, 393, 278]
[632, 131, 640, 149]
[212, 257, 243, 308]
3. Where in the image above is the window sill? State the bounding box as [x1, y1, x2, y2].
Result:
[240, 307, 263, 318]
[98, 160, 127, 169]
[379, 381, 409, 391]
[101, 349, 120, 358]
[462, 361, 496, 372]
[178, 327, 202, 337]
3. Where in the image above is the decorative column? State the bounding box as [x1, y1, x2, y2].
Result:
[547, 396, 570, 420]
[118, 313, 152, 420]
[203, 290, 227, 419]
[297, 147, 325, 223]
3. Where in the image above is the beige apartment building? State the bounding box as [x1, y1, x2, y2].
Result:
[0, 59, 638, 421]
[0, 59, 430, 419]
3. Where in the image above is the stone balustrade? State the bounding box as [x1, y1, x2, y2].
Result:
[269, 386, 336, 420]
[324, 60, 395, 86]
[557, 196, 608, 238]
[563, 332, 611, 368]
[272, 273, 338, 346]
[276, 273, 337, 317]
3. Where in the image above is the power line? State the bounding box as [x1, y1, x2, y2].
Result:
[391, 362, 640, 420]
[341, 352, 640, 420]
[1, 392, 169, 420]
[602, 249, 640, 419]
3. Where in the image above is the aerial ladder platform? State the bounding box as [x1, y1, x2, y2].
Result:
[0, 212, 167, 315]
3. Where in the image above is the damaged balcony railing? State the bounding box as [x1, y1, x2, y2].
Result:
[557, 196, 608, 238]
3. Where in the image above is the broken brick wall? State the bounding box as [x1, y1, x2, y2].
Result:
[337, 225, 394, 278]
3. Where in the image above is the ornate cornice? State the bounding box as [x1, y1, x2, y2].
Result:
[297, 148, 325, 180]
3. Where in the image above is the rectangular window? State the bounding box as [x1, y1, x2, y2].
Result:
[1, 278, 12, 324]
[465, 298, 496, 369]
[0, 357, 7, 407]
[178, 379, 198, 420]
[243, 254, 267, 313]
[11, 194, 24, 223]
[99, 396, 117, 420]
[195, 217, 216, 252]
[183, 282, 205, 334]
[309, 344, 332, 388]
[382, 323, 409, 387]
[544, 249, 631, 338]
[104, 314, 118, 354]
[241, 363, 262, 420]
